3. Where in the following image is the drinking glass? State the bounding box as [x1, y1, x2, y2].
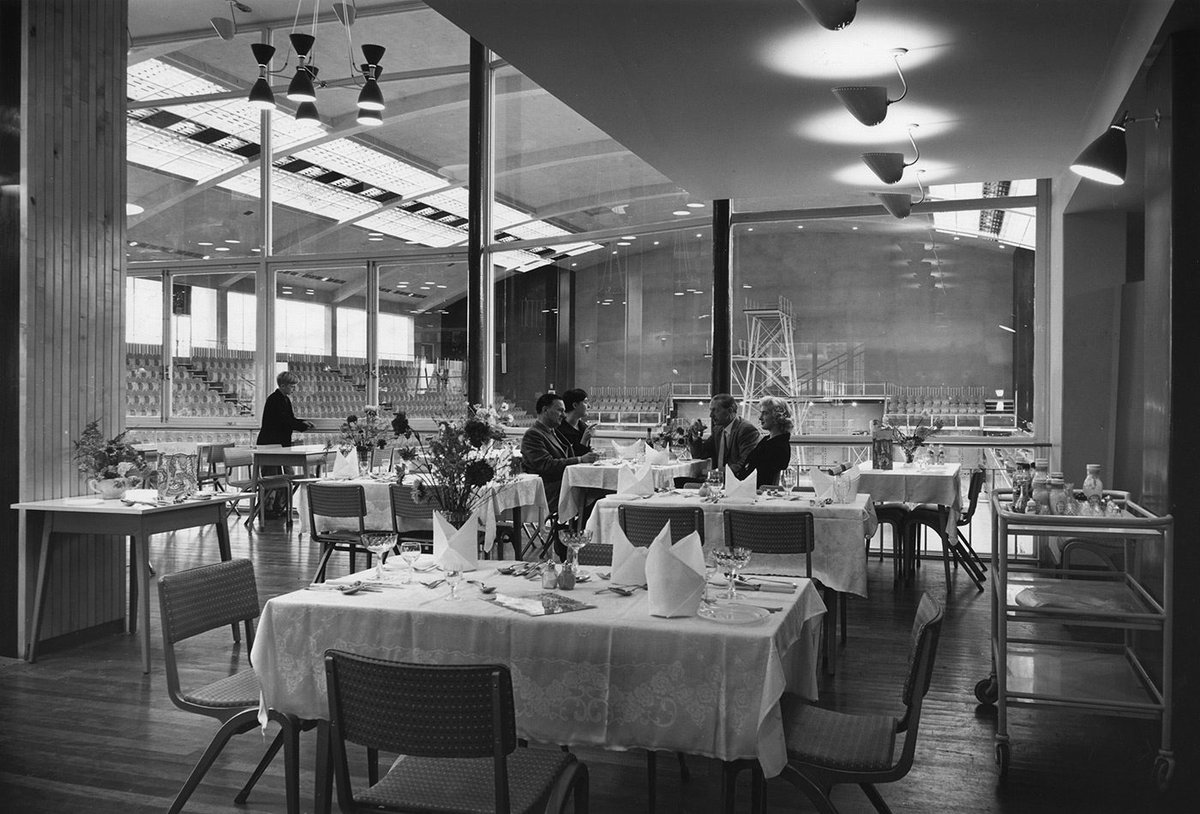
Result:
[444, 566, 463, 600]
[399, 540, 422, 584]
[727, 547, 752, 600]
[779, 467, 796, 492]
[703, 553, 719, 603]
[363, 532, 397, 580]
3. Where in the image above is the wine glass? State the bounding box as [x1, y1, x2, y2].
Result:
[363, 532, 397, 580]
[779, 466, 796, 492]
[561, 529, 592, 578]
[727, 547, 752, 600]
[399, 540, 422, 584]
[444, 565, 463, 600]
[703, 552, 720, 604]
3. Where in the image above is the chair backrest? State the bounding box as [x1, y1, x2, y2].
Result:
[576, 543, 614, 567]
[389, 482, 435, 525]
[618, 504, 705, 547]
[958, 468, 987, 524]
[307, 482, 367, 519]
[895, 593, 944, 771]
[157, 559, 259, 705]
[324, 651, 516, 813]
[723, 509, 814, 577]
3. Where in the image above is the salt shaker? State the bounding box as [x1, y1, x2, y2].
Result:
[541, 561, 559, 589]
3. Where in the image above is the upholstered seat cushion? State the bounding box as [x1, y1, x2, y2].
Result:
[781, 694, 897, 772]
[358, 749, 575, 813]
[181, 668, 261, 709]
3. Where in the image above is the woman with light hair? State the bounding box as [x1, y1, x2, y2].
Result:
[741, 396, 794, 486]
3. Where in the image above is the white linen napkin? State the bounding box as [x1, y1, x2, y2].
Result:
[812, 464, 861, 502]
[616, 463, 655, 497]
[612, 439, 644, 460]
[432, 508, 479, 572]
[645, 526, 706, 618]
[610, 523, 649, 585]
[644, 446, 670, 465]
[330, 449, 359, 480]
[809, 469, 834, 500]
[837, 464, 861, 503]
[723, 465, 757, 503]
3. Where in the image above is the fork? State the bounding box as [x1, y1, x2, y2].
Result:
[421, 578, 445, 589]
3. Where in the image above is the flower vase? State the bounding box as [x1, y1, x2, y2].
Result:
[89, 477, 129, 500]
[445, 509, 472, 529]
[356, 446, 371, 476]
[902, 447, 916, 464]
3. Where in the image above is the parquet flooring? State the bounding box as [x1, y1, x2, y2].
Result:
[0, 515, 1187, 813]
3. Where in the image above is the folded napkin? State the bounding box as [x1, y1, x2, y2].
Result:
[330, 449, 359, 480]
[723, 465, 757, 503]
[644, 446, 670, 465]
[437, 546, 473, 575]
[612, 439, 644, 460]
[611, 523, 649, 585]
[433, 508, 480, 572]
[616, 463, 656, 497]
[645, 526, 706, 618]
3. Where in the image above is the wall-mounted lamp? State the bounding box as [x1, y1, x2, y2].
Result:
[1070, 109, 1161, 186]
[797, 0, 859, 31]
[873, 169, 925, 218]
[833, 48, 907, 126]
[580, 341, 593, 352]
[862, 124, 919, 184]
[210, 1, 252, 41]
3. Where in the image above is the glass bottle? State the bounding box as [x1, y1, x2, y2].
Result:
[1082, 464, 1103, 513]
[1048, 473, 1067, 515]
[1012, 461, 1032, 511]
[1030, 458, 1050, 515]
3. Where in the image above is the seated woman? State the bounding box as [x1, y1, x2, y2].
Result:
[740, 396, 793, 487]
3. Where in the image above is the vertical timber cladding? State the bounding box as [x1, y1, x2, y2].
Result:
[16, 0, 129, 649]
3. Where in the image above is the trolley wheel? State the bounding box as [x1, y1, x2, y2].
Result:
[995, 742, 1010, 778]
[1153, 756, 1174, 793]
[975, 676, 998, 705]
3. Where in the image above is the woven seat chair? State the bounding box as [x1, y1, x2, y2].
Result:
[721, 508, 814, 577]
[308, 483, 375, 583]
[388, 482, 436, 555]
[158, 559, 302, 814]
[773, 593, 944, 814]
[324, 651, 589, 814]
[906, 467, 987, 590]
[872, 502, 911, 581]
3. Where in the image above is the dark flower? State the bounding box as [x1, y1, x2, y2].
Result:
[463, 418, 492, 448]
[346, 414, 358, 424]
[392, 411, 414, 438]
[464, 459, 495, 488]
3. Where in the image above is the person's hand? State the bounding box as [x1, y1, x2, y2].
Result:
[580, 452, 600, 464]
[303, 421, 315, 431]
[582, 424, 597, 444]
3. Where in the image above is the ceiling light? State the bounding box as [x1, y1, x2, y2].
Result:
[1070, 110, 1160, 186]
[862, 124, 919, 184]
[286, 33, 319, 103]
[248, 43, 277, 109]
[210, 1, 251, 41]
[225, 238, 240, 244]
[796, 0, 859, 30]
[332, 2, 356, 26]
[672, 210, 690, 216]
[998, 324, 1016, 334]
[617, 241, 631, 246]
[125, 202, 144, 216]
[686, 202, 705, 209]
[874, 169, 926, 219]
[198, 241, 213, 246]
[357, 108, 383, 126]
[215, 246, 230, 251]
[295, 101, 320, 124]
[356, 45, 386, 111]
[832, 48, 907, 126]
[621, 235, 637, 240]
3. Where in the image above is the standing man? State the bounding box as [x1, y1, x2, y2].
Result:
[689, 393, 761, 477]
[521, 393, 600, 514]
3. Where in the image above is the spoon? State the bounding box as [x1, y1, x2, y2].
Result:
[468, 579, 497, 594]
[595, 585, 634, 596]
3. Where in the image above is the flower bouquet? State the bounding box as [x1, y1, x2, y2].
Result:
[72, 419, 148, 499]
[340, 405, 390, 472]
[889, 414, 944, 463]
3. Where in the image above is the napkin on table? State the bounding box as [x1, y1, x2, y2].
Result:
[330, 449, 359, 480]
[610, 523, 649, 585]
[723, 465, 757, 503]
[644, 446, 670, 466]
[611, 439, 644, 460]
[645, 526, 706, 618]
[433, 508, 480, 572]
[811, 464, 861, 503]
[616, 463, 656, 497]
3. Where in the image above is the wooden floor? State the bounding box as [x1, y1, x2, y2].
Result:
[0, 515, 1186, 813]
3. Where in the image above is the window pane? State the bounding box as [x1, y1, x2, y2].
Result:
[126, 274, 163, 419]
[169, 270, 258, 419]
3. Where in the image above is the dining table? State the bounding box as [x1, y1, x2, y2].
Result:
[245, 444, 331, 530]
[856, 462, 963, 577]
[251, 562, 826, 813]
[558, 457, 710, 518]
[294, 473, 549, 556]
[12, 489, 245, 674]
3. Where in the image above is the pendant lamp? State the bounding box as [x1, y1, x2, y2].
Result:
[833, 48, 907, 126]
[862, 125, 919, 184]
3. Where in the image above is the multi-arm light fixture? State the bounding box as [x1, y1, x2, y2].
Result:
[874, 169, 925, 219]
[833, 48, 907, 126]
[244, 0, 386, 126]
[862, 124, 920, 184]
[1070, 109, 1161, 186]
[797, 0, 859, 30]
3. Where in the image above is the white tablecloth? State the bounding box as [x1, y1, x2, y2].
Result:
[296, 474, 549, 551]
[251, 563, 825, 776]
[585, 492, 878, 597]
[559, 459, 710, 517]
[857, 462, 962, 534]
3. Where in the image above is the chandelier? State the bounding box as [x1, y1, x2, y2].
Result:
[246, 0, 386, 127]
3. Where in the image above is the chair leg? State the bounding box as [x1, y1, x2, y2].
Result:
[313, 544, 335, 583]
[234, 728, 285, 804]
[860, 782, 894, 814]
[940, 529, 953, 588]
[677, 751, 691, 782]
[573, 762, 590, 814]
[780, 765, 840, 814]
[168, 709, 260, 814]
[646, 751, 657, 813]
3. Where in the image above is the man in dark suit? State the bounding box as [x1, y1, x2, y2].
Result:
[256, 370, 314, 517]
[689, 393, 761, 476]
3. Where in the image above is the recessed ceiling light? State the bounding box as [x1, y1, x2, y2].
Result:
[306, 289, 315, 295]
[621, 235, 636, 240]
[202, 255, 211, 260]
[425, 281, 436, 285]
[368, 237, 383, 241]
[653, 241, 660, 245]
[225, 238, 240, 244]
[198, 241, 213, 246]
[672, 210, 690, 216]
[617, 241, 631, 246]
[251, 247, 261, 252]
[743, 284, 752, 289]
[797, 225, 804, 229]
[953, 236, 961, 241]
[851, 226, 859, 231]
[686, 202, 705, 209]
[674, 291, 685, 296]
[696, 233, 702, 238]
[368, 232, 383, 237]
[612, 251, 618, 255]
[436, 284, 447, 289]
[128, 240, 138, 247]
[125, 202, 145, 216]
[571, 263, 577, 267]
[747, 228, 754, 232]
[215, 246, 231, 251]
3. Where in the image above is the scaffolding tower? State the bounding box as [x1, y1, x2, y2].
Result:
[732, 296, 798, 410]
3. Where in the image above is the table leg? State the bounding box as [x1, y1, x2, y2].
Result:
[127, 536, 137, 635]
[245, 462, 261, 529]
[26, 516, 54, 663]
[133, 533, 152, 674]
[822, 587, 838, 676]
[314, 719, 333, 814]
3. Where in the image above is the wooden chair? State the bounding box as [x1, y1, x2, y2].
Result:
[387, 482, 436, 555]
[307, 483, 374, 583]
[196, 441, 235, 491]
[323, 651, 589, 814]
[773, 593, 945, 814]
[905, 468, 987, 591]
[221, 447, 257, 517]
[157, 559, 302, 814]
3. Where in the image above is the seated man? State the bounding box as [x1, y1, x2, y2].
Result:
[688, 393, 761, 478]
[521, 392, 600, 519]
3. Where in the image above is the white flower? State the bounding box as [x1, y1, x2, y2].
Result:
[116, 461, 136, 476]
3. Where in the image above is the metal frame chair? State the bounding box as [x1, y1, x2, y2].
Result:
[387, 482, 436, 555]
[775, 593, 945, 814]
[196, 441, 236, 491]
[721, 508, 814, 577]
[157, 559, 302, 814]
[906, 467, 987, 590]
[307, 482, 373, 583]
[323, 651, 590, 814]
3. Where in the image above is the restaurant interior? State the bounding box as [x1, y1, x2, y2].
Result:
[2, 0, 1199, 812]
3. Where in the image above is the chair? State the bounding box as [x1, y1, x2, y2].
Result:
[307, 482, 374, 583]
[774, 593, 944, 814]
[905, 468, 987, 591]
[222, 447, 257, 516]
[197, 441, 235, 491]
[323, 651, 589, 814]
[157, 559, 302, 814]
[388, 482, 436, 555]
[721, 509, 814, 577]
[872, 503, 910, 582]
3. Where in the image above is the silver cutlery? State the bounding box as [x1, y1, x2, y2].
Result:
[595, 585, 634, 596]
[421, 578, 445, 589]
